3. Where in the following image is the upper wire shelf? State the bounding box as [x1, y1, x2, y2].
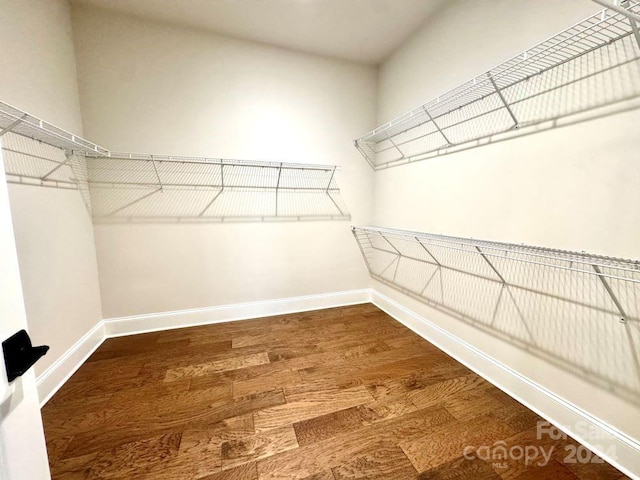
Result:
[0, 101, 350, 222]
[355, 2, 640, 169]
[86, 154, 348, 222]
[352, 225, 640, 402]
[0, 101, 109, 156]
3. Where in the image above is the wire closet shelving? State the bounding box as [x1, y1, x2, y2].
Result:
[352, 225, 640, 402]
[0, 101, 349, 222]
[355, 1, 640, 169]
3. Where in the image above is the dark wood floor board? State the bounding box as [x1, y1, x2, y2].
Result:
[43, 405, 120, 439]
[362, 361, 472, 402]
[330, 444, 418, 479]
[417, 456, 501, 480]
[183, 389, 287, 431]
[42, 304, 628, 480]
[558, 437, 627, 480]
[201, 462, 259, 480]
[97, 332, 163, 351]
[44, 392, 115, 418]
[153, 344, 273, 374]
[85, 432, 182, 480]
[257, 406, 456, 479]
[233, 369, 302, 399]
[164, 351, 271, 381]
[61, 425, 185, 460]
[253, 385, 373, 433]
[356, 392, 418, 425]
[49, 452, 98, 480]
[407, 372, 490, 409]
[399, 413, 518, 472]
[221, 425, 299, 470]
[480, 425, 564, 480]
[293, 407, 364, 446]
[511, 461, 580, 480]
[86, 338, 193, 363]
[106, 377, 193, 407]
[231, 322, 350, 349]
[299, 471, 336, 480]
[299, 349, 441, 387]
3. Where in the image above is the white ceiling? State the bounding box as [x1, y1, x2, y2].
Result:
[70, 0, 444, 65]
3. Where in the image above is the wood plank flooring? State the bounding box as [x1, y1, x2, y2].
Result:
[42, 304, 628, 479]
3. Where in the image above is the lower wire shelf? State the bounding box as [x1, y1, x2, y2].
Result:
[352, 225, 640, 403]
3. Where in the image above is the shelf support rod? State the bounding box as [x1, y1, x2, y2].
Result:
[381, 234, 402, 257]
[352, 229, 373, 275]
[354, 140, 376, 169]
[327, 191, 345, 216]
[275, 162, 282, 217]
[220, 164, 225, 191]
[381, 233, 404, 281]
[0, 114, 28, 137]
[150, 155, 163, 192]
[592, 264, 628, 323]
[488, 74, 519, 129]
[41, 152, 75, 181]
[385, 132, 405, 160]
[107, 188, 162, 217]
[198, 189, 223, 217]
[423, 108, 452, 146]
[324, 166, 345, 215]
[326, 166, 336, 193]
[416, 237, 442, 266]
[475, 246, 507, 284]
[629, 17, 640, 49]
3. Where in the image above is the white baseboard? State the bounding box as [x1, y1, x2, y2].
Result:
[36, 321, 105, 407]
[371, 290, 640, 480]
[36, 289, 372, 406]
[103, 289, 372, 337]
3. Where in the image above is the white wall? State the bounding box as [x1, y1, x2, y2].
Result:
[0, 0, 103, 376]
[374, 0, 640, 448]
[71, 5, 376, 318]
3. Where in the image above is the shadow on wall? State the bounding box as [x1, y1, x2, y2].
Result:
[353, 227, 640, 405]
[1, 133, 351, 223]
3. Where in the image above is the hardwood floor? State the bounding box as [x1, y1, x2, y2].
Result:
[42, 304, 627, 479]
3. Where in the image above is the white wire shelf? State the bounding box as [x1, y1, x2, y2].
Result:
[0, 101, 349, 222]
[352, 225, 640, 402]
[86, 154, 348, 222]
[0, 101, 109, 156]
[592, 0, 640, 22]
[355, 3, 640, 169]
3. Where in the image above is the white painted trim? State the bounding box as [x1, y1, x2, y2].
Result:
[36, 320, 105, 407]
[103, 289, 372, 337]
[371, 289, 640, 480]
[36, 289, 372, 406]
